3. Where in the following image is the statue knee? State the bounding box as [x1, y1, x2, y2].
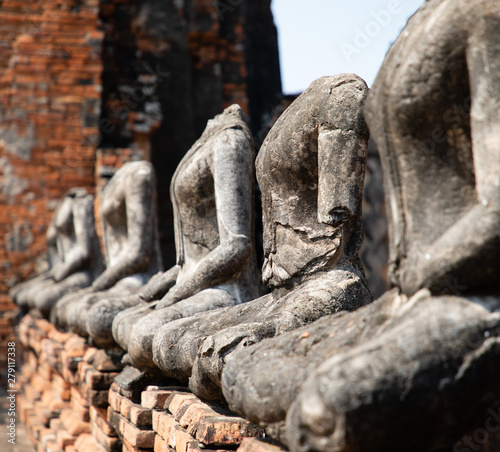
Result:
[128, 313, 164, 369]
[112, 302, 152, 352]
[33, 288, 58, 318]
[152, 318, 204, 380]
[111, 309, 128, 350]
[86, 300, 117, 348]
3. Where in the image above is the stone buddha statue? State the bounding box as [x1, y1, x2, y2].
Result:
[10, 188, 103, 318]
[108, 104, 262, 360]
[222, 2, 500, 451]
[52, 161, 163, 337]
[10, 218, 61, 311]
[150, 74, 373, 401]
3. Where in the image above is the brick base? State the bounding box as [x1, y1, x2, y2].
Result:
[17, 314, 285, 452]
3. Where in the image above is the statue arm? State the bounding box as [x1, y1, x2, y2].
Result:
[317, 78, 369, 228]
[405, 19, 500, 294]
[51, 196, 94, 282]
[157, 129, 254, 307]
[46, 222, 61, 269]
[92, 164, 156, 291]
[138, 266, 180, 302]
[317, 124, 368, 227]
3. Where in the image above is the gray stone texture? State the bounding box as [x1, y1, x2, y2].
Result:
[111, 104, 261, 359]
[223, 0, 500, 452]
[365, 0, 500, 297]
[10, 188, 103, 317]
[285, 291, 500, 452]
[223, 290, 500, 450]
[52, 161, 162, 338]
[360, 139, 388, 298]
[220, 1, 500, 450]
[221, 289, 400, 442]
[151, 74, 373, 401]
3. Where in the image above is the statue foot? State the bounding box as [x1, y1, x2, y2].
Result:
[112, 301, 153, 352]
[220, 289, 401, 439]
[51, 286, 94, 330]
[33, 271, 93, 319]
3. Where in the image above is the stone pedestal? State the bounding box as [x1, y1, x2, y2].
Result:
[16, 314, 275, 452]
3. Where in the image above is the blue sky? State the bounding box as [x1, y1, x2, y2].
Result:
[271, 0, 424, 93]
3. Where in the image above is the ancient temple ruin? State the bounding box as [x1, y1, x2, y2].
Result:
[4, 1, 498, 452]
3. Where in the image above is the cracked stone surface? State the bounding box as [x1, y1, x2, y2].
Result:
[151, 75, 373, 401]
[221, 1, 500, 451]
[111, 104, 262, 357]
[52, 161, 162, 338]
[365, 0, 500, 297]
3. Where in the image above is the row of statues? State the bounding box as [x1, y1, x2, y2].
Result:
[10, 188, 104, 316]
[10, 0, 500, 450]
[13, 82, 374, 374]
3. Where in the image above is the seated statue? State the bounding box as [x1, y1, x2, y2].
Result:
[221, 1, 500, 450]
[10, 188, 103, 318]
[150, 74, 373, 401]
[10, 221, 60, 312]
[52, 161, 163, 338]
[109, 104, 262, 360]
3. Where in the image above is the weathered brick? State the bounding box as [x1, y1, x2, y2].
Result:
[90, 406, 117, 437]
[112, 411, 155, 449]
[56, 428, 77, 449]
[87, 387, 110, 408]
[236, 438, 287, 452]
[141, 388, 177, 410]
[93, 421, 121, 452]
[89, 349, 123, 372]
[41, 389, 69, 413]
[24, 384, 42, 402]
[165, 393, 198, 418]
[74, 433, 107, 452]
[63, 336, 88, 358]
[130, 404, 153, 427]
[31, 373, 50, 393]
[153, 410, 201, 452]
[60, 408, 91, 436]
[193, 415, 264, 447]
[154, 433, 171, 452]
[85, 366, 119, 390]
[108, 388, 123, 413]
[35, 400, 54, 426]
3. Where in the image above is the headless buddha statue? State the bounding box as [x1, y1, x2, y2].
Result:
[52, 161, 162, 337]
[109, 105, 261, 360]
[11, 188, 103, 318]
[222, 2, 500, 451]
[151, 75, 373, 401]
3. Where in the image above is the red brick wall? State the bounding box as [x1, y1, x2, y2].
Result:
[0, 0, 281, 377]
[0, 0, 265, 302]
[0, 0, 104, 294]
[96, 0, 253, 266]
[0, 0, 104, 379]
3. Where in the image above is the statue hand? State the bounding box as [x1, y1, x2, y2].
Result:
[155, 291, 180, 310]
[398, 251, 429, 296]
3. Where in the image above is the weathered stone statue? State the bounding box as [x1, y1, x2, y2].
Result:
[222, 2, 500, 451]
[110, 104, 261, 359]
[10, 223, 60, 311]
[369, 0, 500, 297]
[151, 74, 373, 400]
[52, 161, 163, 338]
[10, 188, 103, 317]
